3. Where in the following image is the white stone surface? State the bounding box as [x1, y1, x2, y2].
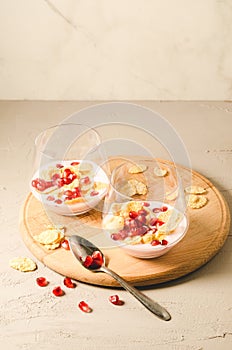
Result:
[0, 101, 232, 349]
[0, 1, 232, 100]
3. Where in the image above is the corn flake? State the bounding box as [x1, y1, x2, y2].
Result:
[187, 194, 208, 209]
[185, 186, 206, 194]
[154, 167, 168, 177]
[10, 257, 37, 272]
[128, 163, 147, 174]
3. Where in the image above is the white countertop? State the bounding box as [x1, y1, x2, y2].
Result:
[0, 101, 231, 350]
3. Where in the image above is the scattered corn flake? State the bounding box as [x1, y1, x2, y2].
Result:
[44, 242, 61, 250]
[154, 167, 168, 177]
[10, 257, 37, 272]
[128, 163, 147, 174]
[33, 229, 59, 245]
[187, 194, 208, 209]
[185, 186, 206, 194]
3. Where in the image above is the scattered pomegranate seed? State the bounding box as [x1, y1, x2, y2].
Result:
[47, 195, 55, 201]
[78, 301, 92, 313]
[36, 277, 48, 287]
[90, 191, 99, 196]
[71, 161, 80, 166]
[142, 202, 150, 207]
[151, 240, 161, 246]
[129, 211, 138, 219]
[63, 277, 76, 288]
[61, 239, 70, 250]
[52, 286, 64, 297]
[161, 239, 168, 245]
[54, 199, 62, 205]
[56, 163, 64, 169]
[109, 295, 119, 305]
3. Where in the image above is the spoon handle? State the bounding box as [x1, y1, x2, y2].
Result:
[100, 265, 171, 321]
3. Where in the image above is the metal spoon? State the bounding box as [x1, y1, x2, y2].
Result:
[69, 235, 171, 321]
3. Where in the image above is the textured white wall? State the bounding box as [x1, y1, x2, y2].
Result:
[0, 0, 232, 100]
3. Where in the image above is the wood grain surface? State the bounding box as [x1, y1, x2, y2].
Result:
[20, 158, 230, 287]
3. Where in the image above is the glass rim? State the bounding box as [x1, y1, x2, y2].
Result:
[109, 160, 181, 203]
[34, 122, 102, 157]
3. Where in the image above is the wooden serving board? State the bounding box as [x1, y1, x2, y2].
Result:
[20, 159, 230, 287]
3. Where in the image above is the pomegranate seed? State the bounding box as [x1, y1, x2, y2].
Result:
[92, 251, 103, 267]
[36, 179, 47, 192]
[90, 191, 99, 196]
[83, 255, 93, 268]
[78, 301, 92, 313]
[137, 226, 148, 235]
[71, 161, 80, 166]
[52, 173, 60, 181]
[47, 195, 55, 201]
[111, 233, 122, 241]
[124, 218, 132, 227]
[64, 190, 73, 197]
[151, 240, 161, 246]
[149, 218, 158, 226]
[161, 239, 168, 245]
[153, 207, 162, 213]
[63, 277, 76, 288]
[129, 219, 138, 229]
[129, 211, 138, 219]
[63, 177, 72, 185]
[55, 199, 62, 205]
[136, 215, 147, 224]
[118, 230, 128, 239]
[138, 209, 148, 216]
[142, 202, 150, 207]
[61, 239, 70, 250]
[129, 228, 139, 237]
[157, 219, 165, 226]
[68, 173, 77, 181]
[161, 206, 168, 212]
[52, 286, 64, 297]
[57, 178, 65, 187]
[63, 168, 72, 177]
[31, 179, 38, 188]
[109, 295, 119, 305]
[72, 191, 81, 198]
[80, 176, 91, 185]
[36, 277, 48, 287]
[56, 163, 64, 169]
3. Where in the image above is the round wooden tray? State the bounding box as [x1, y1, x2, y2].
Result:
[20, 159, 230, 287]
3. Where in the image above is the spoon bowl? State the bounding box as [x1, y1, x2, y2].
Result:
[69, 235, 171, 321]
